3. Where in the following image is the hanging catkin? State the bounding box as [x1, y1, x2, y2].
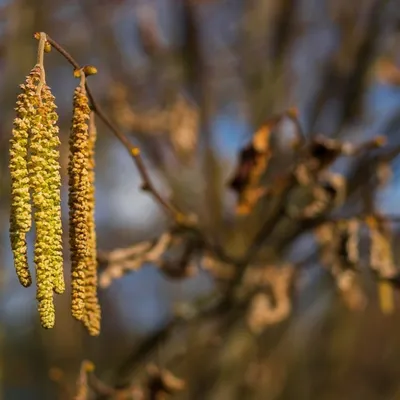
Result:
[69, 76, 91, 321]
[41, 83, 65, 296]
[28, 66, 64, 329]
[9, 68, 38, 288]
[10, 61, 64, 329]
[83, 112, 101, 336]
[10, 33, 103, 333]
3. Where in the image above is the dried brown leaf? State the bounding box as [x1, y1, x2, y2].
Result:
[246, 264, 294, 333]
[229, 118, 280, 214]
[146, 364, 185, 399]
[99, 233, 172, 288]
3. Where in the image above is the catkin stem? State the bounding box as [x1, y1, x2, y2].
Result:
[35, 32, 47, 100]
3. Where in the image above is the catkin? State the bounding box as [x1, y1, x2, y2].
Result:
[28, 67, 64, 329]
[10, 36, 101, 332]
[41, 84, 65, 295]
[24, 66, 64, 328]
[69, 82, 91, 321]
[83, 112, 101, 336]
[9, 69, 39, 287]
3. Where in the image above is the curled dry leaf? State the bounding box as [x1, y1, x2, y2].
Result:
[146, 364, 185, 399]
[366, 216, 398, 279]
[246, 264, 294, 333]
[365, 215, 397, 314]
[243, 263, 294, 289]
[101, 241, 153, 264]
[315, 222, 336, 265]
[99, 233, 172, 288]
[201, 253, 235, 280]
[99, 231, 201, 286]
[333, 269, 367, 311]
[306, 136, 345, 172]
[295, 135, 385, 186]
[315, 219, 359, 268]
[322, 172, 346, 207]
[288, 172, 346, 220]
[247, 291, 291, 334]
[229, 118, 279, 215]
[301, 186, 332, 219]
[315, 219, 366, 310]
[294, 163, 313, 186]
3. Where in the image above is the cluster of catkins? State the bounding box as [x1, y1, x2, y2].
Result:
[9, 60, 100, 335]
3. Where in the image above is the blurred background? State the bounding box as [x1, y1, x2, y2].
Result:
[1, 0, 400, 399]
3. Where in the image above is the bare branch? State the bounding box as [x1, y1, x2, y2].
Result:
[42, 33, 186, 223]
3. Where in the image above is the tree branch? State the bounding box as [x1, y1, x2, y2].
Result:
[41, 33, 185, 222]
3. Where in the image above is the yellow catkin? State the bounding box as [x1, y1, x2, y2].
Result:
[83, 112, 101, 336]
[28, 65, 64, 329]
[41, 86, 65, 295]
[9, 70, 39, 287]
[69, 83, 91, 321]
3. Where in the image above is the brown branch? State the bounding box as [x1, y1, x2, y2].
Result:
[35, 32, 272, 278]
[75, 361, 94, 400]
[41, 33, 185, 222]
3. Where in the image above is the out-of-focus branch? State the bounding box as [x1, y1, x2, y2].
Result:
[308, 0, 388, 134]
[110, 85, 200, 164]
[98, 233, 173, 288]
[42, 33, 185, 223]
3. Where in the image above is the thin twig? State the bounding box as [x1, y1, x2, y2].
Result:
[42, 33, 184, 222]
[35, 32, 47, 100]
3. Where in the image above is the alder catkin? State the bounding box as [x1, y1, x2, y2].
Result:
[9, 68, 39, 287]
[69, 82, 91, 321]
[10, 38, 101, 332]
[41, 84, 65, 295]
[28, 68, 63, 329]
[83, 112, 101, 336]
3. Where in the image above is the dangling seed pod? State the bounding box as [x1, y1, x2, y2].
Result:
[83, 112, 101, 336]
[28, 67, 64, 329]
[69, 73, 91, 321]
